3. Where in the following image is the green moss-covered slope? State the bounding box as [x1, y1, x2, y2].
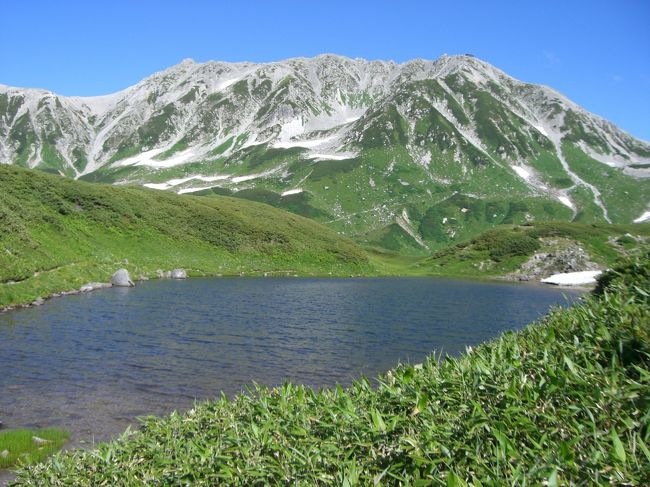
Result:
[0, 165, 370, 308]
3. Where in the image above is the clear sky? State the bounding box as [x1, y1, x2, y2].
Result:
[1, 0, 648, 141]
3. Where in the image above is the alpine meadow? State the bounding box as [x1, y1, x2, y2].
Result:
[1, 6, 650, 485]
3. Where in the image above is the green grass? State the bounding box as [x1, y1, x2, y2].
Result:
[419, 221, 650, 277]
[10, 261, 650, 485]
[0, 165, 371, 309]
[562, 142, 650, 223]
[3, 164, 647, 308]
[0, 429, 68, 470]
[152, 138, 189, 160]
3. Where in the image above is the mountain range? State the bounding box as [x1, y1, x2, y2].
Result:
[1, 54, 649, 252]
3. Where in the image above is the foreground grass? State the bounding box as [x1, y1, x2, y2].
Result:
[0, 165, 371, 308]
[0, 429, 68, 470]
[11, 261, 650, 485]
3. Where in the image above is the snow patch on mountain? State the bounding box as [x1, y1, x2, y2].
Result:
[143, 174, 229, 190]
[310, 152, 356, 161]
[273, 136, 336, 149]
[115, 146, 206, 169]
[558, 196, 575, 209]
[633, 211, 650, 223]
[541, 270, 602, 286]
[512, 165, 531, 179]
[177, 184, 222, 195]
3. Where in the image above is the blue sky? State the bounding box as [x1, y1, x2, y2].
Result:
[1, 0, 648, 140]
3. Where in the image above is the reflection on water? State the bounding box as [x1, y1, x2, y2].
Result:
[0, 277, 580, 445]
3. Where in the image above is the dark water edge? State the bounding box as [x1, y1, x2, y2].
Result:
[0, 276, 581, 477]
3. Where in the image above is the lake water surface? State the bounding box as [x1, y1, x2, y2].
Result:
[0, 277, 580, 446]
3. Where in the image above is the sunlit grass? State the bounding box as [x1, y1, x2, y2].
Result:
[0, 428, 68, 470]
[0, 164, 371, 309]
[12, 260, 650, 485]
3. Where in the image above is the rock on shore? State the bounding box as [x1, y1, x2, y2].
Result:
[79, 282, 112, 293]
[171, 269, 187, 279]
[111, 269, 135, 287]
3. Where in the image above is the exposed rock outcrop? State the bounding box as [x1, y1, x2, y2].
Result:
[507, 239, 601, 282]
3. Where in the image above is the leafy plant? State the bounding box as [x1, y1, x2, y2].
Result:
[11, 264, 650, 485]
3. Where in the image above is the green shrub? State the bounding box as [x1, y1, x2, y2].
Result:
[471, 229, 540, 261]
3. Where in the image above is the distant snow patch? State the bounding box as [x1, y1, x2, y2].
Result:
[512, 166, 531, 179]
[558, 196, 574, 209]
[281, 188, 303, 196]
[633, 211, 650, 223]
[231, 167, 280, 183]
[144, 174, 228, 190]
[116, 146, 204, 169]
[231, 174, 261, 183]
[309, 152, 354, 161]
[541, 270, 602, 286]
[533, 124, 548, 137]
[302, 102, 365, 132]
[143, 183, 170, 190]
[273, 136, 335, 149]
[216, 77, 241, 90]
[177, 185, 222, 195]
[277, 119, 305, 143]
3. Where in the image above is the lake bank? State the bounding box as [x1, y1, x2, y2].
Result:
[0, 277, 579, 451]
[8, 263, 649, 485]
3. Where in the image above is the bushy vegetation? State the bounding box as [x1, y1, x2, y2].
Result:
[468, 228, 540, 261]
[0, 429, 68, 470]
[11, 262, 650, 485]
[422, 221, 650, 277]
[0, 165, 370, 308]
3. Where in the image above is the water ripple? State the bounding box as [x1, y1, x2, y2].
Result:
[0, 277, 579, 444]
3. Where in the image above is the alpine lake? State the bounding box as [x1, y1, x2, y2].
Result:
[0, 277, 581, 447]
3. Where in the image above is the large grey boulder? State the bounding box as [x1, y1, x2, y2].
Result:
[171, 268, 187, 279]
[111, 269, 135, 287]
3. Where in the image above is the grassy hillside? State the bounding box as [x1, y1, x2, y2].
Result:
[0, 165, 370, 309]
[11, 261, 650, 485]
[416, 221, 650, 278]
